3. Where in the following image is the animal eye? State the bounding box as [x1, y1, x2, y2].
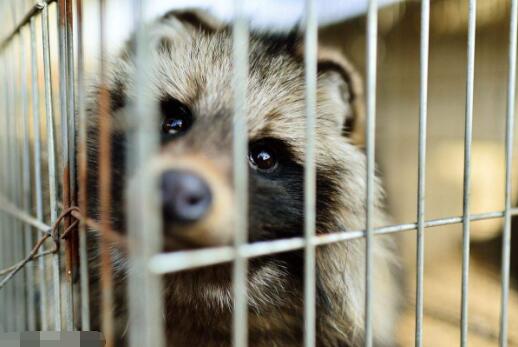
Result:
[162, 114, 191, 135]
[249, 142, 278, 172]
[160, 98, 192, 137]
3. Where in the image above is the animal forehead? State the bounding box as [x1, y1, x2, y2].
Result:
[151, 32, 307, 134]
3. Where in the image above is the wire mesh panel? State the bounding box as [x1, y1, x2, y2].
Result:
[0, 1, 516, 347]
[0, 0, 79, 332]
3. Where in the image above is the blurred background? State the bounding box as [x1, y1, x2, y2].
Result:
[0, 0, 516, 345]
[321, 0, 518, 345]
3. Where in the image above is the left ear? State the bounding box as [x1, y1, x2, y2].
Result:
[316, 46, 365, 146]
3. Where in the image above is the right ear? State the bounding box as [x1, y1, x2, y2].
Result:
[317, 46, 365, 147]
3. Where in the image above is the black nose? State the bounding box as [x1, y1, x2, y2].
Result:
[161, 170, 212, 224]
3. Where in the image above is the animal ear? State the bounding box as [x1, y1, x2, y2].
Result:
[161, 9, 226, 33]
[144, 10, 226, 55]
[121, 10, 225, 59]
[316, 47, 365, 146]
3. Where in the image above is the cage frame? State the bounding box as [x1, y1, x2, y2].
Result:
[0, 1, 516, 347]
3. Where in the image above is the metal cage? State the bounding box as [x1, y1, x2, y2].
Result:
[0, 0, 516, 347]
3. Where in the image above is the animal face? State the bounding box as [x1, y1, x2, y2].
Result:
[87, 11, 369, 248]
[86, 11, 398, 347]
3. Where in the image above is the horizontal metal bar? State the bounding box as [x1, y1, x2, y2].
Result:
[0, 195, 51, 234]
[0, 0, 57, 52]
[1, 189, 511, 259]
[151, 247, 235, 273]
[149, 210, 506, 274]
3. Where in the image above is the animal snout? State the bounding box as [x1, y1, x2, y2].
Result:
[161, 169, 213, 224]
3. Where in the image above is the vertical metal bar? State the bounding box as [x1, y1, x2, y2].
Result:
[8, 44, 14, 333]
[16, 42, 25, 330]
[9, 37, 26, 332]
[415, 0, 430, 346]
[499, 0, 518, 345]
[57, 2, 69, 161]
[303, 0, 317, 346]
[7, 46, 18, 331]
[6, 41, 15, 332]
[64, 0, 76, 196]
[0, 42, 11, 333]
[19, 26, 37, 331]
[0, 5, 9, 331]
[128, 1, 164, 347]
[6, 36, 17, 333]
[460, 1, 476, 345]
[42, 3, 62, 331]
[64, 1, 79, 329]
[365, 0, 378, 346]
[0, 52, 2, 333]
[64, 3, 79, 327]
[57, 0, 75, 330]
[3, 44, 15, 333]
[75, 0, 90, 331]
[0, 51, 10, 333]
[232, 1, 249, 346]
[66, 0, 76, 202]
[98, 0, 116, 345]
[16, 34, 30, 330]
[1, 43, 11, 338]
[1, 54, 13, 332]
[30, 14, 49, 331]
[17, 40, 27, 330]
[0, 52, 5, 333]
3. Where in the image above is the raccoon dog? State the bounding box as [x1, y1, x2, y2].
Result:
[86, 10, 400, 347]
